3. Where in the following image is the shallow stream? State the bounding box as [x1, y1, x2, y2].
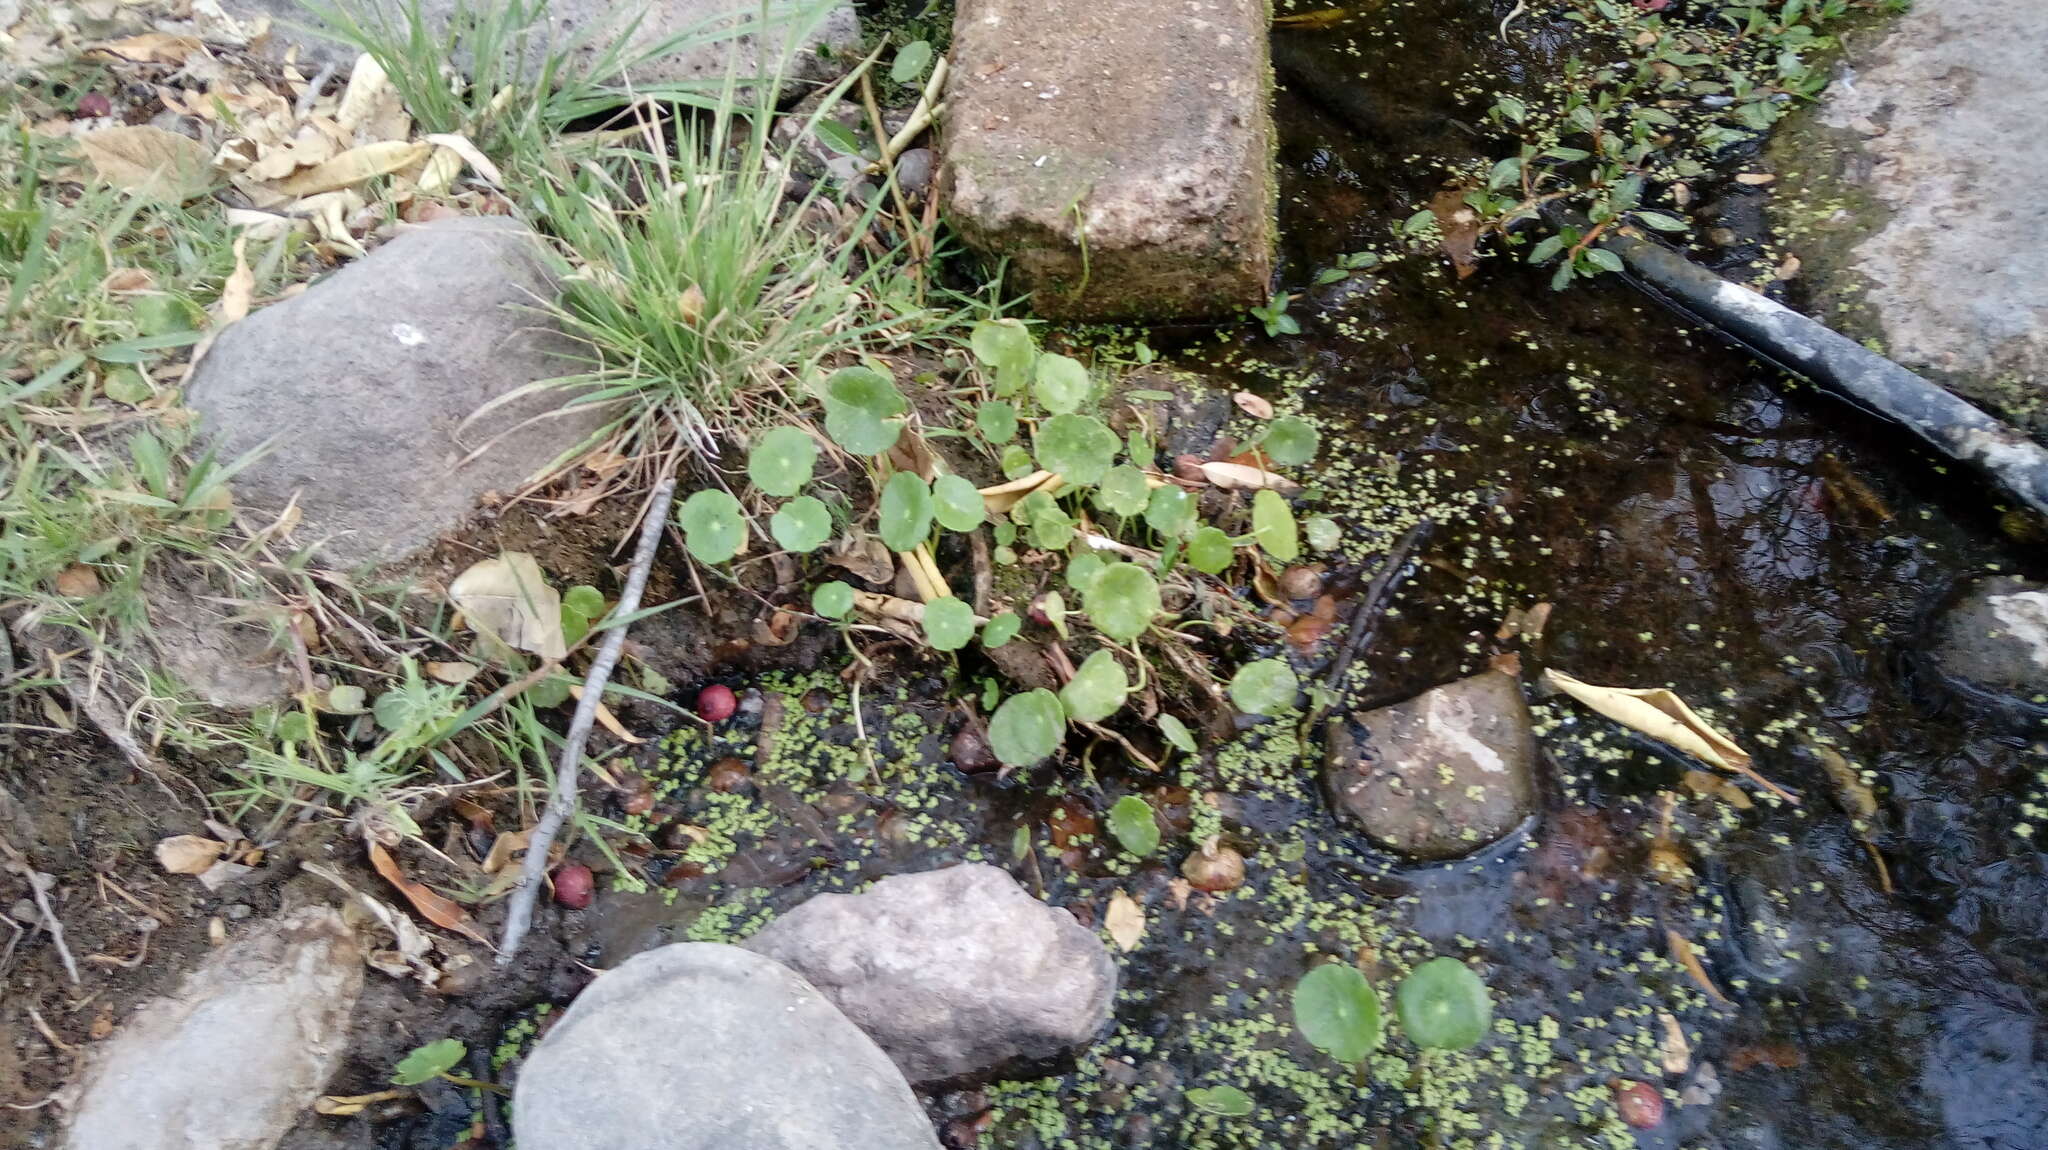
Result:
[576, 4, 2048, 1147]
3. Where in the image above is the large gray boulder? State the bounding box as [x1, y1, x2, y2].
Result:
[1325, 670, 1539, 861]
[940, 0, 1275, 320]
[512, 943, 941, 1150]
[187, 217, 604, 568]
[234, 0, 858, 98]
[1818, 0, 2047, 400]
[744, 863, 1117, 1084]
[64, 907, 363, 1150]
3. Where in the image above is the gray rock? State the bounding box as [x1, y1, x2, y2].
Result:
[1928, 576, 2048, 698]
[892, 147, 934, 200]
[939, 0, 1275, 320]
[744, 863, 1116, 1084]
[1110, 367, 1234, 460]
[231, 0, 858, 99]
[1820, 0, 2047, 393]
[512, 943, 940, 1150]
[64, 907, 363, 1150]
[1325, 670, 1539, 861]
[187, 217, 606, 568]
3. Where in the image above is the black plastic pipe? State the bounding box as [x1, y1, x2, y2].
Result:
[1597, 230, 2048, 519]
[1274, 35, 2048, 519]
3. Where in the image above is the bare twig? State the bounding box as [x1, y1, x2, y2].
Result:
[1, 838, 79, 987]
[1319, 519, 1434, 707]
[496, 476, 676, 964]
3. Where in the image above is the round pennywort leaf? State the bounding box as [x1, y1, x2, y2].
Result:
[879, 472, 933, 551]
[1158, 714, 1198, 754]
[748, 426, 816, 497]
[1395, 957, 1493, 1051]
[1143, 485, 1196, 538]
[391, 1039, 467, 1086]
[812, 580, 854, 619]
[1187, 526, 1235, 574]
[977, 400, 1018, 444]
[1094, 465, 1151, 516]
[922, 596, 976, 651]
[1060, 649, 1129, 724]
[1293, 964, 1383, 1064]
[969, 317, 1035, 373]
[1106, 793, 1159, 857]
[677, 488, 746, 564]
[1035, 413, 1119, 486]
[932, 474, 986, 532]
[1228, 658, 1298, 716]
[1251, 488, 1300, 561]
[822, 366, 906, 456]
[1086, 563, 1161, 642]
[1261, 416, 1320, 467]
[989, 688, 1064, 766]
[981, 611, 1022, 648]
[1033, 352, 1091, 414]
[770, 495, 832, 553]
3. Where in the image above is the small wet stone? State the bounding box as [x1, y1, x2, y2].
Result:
[744, 863, 1116, 1083]
[1324, 670, 1539, 860]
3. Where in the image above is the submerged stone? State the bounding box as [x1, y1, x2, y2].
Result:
[512, 943, 940, 1149]
[1324, 670, 1539, 860]
[743, 863, 1117, 1083]
[1926, 576, 2048, 707]
[940, 0, 1276, 320]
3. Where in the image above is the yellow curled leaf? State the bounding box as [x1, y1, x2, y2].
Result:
[274, 140, 431, 197]
[979, 469, 1063, 515]
[1542, 668, 1797, 803]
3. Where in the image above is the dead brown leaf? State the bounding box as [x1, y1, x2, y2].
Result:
[216, 235, 254, 325]
[1105, 890, 1145, 952]
[1232, 391, 1274, 419]
[1429, 186, 1484, 279]
[566, 685, 645, 744]
[751, 609, 800, 648]
[1666, 927, 1731, 1006]
[154, 835, 226, 875]
[314, 1089, 412, 1116]
[1543, 669, 1798, 803]
[78, 126, 217, 202]
[425, 661, 480, 685]
[55, 564, 100, 598]
[1196, 460, 1300, 492]
[274, 140, 431, 198]
[828, 535, 896, 584]
[88, 33, 201, 65]
[367, 841, 488, 945]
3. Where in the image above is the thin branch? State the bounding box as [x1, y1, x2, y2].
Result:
[496, 476, 677, 963]
[1319, 519, 1434, 706]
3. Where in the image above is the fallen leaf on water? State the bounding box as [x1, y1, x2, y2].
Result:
[314, 1089, 412, 1116]
[155, 834, 226, 875]
[1542, 669, 1798, 803]
[1727, 1043, 1804, 1072]
[1807, 740, 1892, 892]
[449, 552, 567, 660]
[1666, 927, 1730, 1006]
[1429, 186, 1484, 279]
[1680, 768, 1753, 809]
[1735, 172, 1776, 186]
[1197, 460, 1300, 492]
[1658, 1011, 1692, 1075]
[1105, 890, 1145, 952]
[367, 841, 488, 945]
[78, 126, 217, 202]
[1232, 391, 1274, 419]
[1274, 6, 1350, 27]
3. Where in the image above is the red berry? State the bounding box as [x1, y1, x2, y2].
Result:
[1614, 1080, 1665, 1129]
[696, 684, 737, 722]
[552, 863, 594, 909]
[76, 92, 112, 118]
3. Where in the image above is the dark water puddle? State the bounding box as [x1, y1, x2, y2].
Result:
[572, 4, 2047, 1148]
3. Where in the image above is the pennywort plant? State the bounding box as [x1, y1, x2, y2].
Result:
[667, 315, 1323, 769]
